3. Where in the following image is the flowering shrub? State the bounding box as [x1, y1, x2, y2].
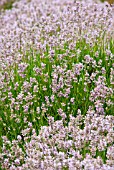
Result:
[1, 113, 114, 169]
[0, 0, 114, 169]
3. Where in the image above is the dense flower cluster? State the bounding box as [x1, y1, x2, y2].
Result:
[0, 0, 113, 57]
[1, 112, 114, 169]
[0, 0, 114, 169]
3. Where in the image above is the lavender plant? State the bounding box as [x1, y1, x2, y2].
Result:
[0, 0, 114, 169]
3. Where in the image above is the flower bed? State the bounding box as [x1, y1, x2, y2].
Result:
[0, 0, 114, 169]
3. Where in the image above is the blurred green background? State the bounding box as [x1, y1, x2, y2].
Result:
[101, 0, 114, 4]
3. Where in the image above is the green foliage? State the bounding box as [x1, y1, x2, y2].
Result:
[0, 0, 16, 11]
